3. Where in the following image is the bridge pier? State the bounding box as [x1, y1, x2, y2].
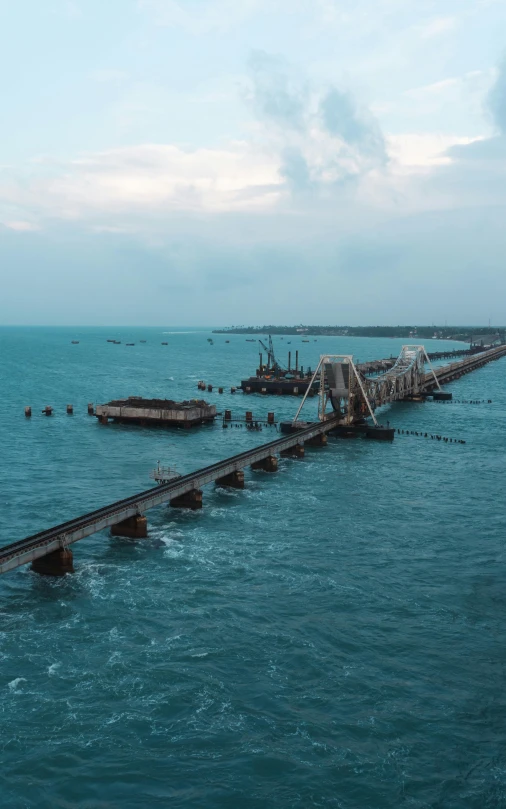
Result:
[170, 489, 203, 509]
[281, 444, 305, 458]
[31, 548, 74, 576]
[305, 433, 328, 447]
[366, 426, 395, 441]
[216, 470, 245, 489]
[251, 455, 278, 472]
[111, 515, 148, 538]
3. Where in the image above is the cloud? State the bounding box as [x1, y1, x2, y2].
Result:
[279, 148, 312, 191]
[387, 134, 482, 170]
[137, 0, 267, 34]
[488, 57, 506, 132]
[0, 143, 282, 223]
[1, 220, 40, 232]
[419, 16, 456, 38]
[320, 88, 386, 162]
[246, 51, 308, 131]
[246, 51, 388, 189]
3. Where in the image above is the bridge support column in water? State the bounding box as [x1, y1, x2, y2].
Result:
[366, 426, 395, 441]
[281, 444, 305, 458]
[31, 548, 74, 576]
[111, 515, 148, 538]
[305, 433, 328, 447]
[216, 470, 245, 489]
[170, 489, 203, 510]
[251, 456, 278, 472]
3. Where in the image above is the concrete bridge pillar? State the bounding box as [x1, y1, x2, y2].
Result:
[281, 444, 305, 458]
[251, 456, 278, 472]
[305, 434, 328, 447]
[111, 515, 148, 538]
[170, 489, 203, 509]
[216, 470, 245, 489]
[31, 548, 74, 576]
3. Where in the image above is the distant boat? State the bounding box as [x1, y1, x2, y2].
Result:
[71, 340, 79, 344]
[225, 340, 230, 343]
[161, 342, 168, 345]
[107, 339, 115, 343]
[302, 340, 309, 343]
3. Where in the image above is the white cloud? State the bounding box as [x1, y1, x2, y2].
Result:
[0, 143, 282, 221]
[2, 220, 40, 232]
[137, 0, 268, 34]
[404, 77, 461, 99]
[387, 133, 482, 170]
[419, 16, 456, 38]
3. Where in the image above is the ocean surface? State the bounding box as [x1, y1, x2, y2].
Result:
[1, 326, 506, 809]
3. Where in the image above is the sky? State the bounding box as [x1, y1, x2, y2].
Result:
[1, 0, 506, 326]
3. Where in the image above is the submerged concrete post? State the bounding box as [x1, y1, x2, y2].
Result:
[111, 515, 148, 538]
[170, 489, 203, 510]
[31, 548, 74, 576]
[216, 470, 245, 489]
[305, 433, 328, 447]
[251, 455, 278, 472]
[281, 444, 305, 459]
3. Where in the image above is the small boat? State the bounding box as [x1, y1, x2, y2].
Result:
[114, 341, 121, 344]
[161, 342, 168, 345]
[107, 339, 115, 343]
[225, 340, 230, 343]
[71, 340, 79, 344]
[302, 339, 309, 343]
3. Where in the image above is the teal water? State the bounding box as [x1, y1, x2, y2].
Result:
[1, 327, 506, 809]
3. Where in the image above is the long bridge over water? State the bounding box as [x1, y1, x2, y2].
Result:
[2, 343, 505, 577]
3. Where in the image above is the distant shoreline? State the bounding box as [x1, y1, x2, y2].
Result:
[212, 325, 503, 343]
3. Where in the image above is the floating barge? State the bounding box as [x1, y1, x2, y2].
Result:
[240, 336, 318, 395]
[95, 397, 216, 428]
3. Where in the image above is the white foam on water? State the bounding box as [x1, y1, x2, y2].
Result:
[8, 677, 26, 692]
[48, 663, 60, 676]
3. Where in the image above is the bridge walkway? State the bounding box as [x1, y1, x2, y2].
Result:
[0, 416, 340, 575]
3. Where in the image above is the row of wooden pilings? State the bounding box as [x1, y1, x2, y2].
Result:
[25, 404, 95, 417]
[197, 381, 237, 394]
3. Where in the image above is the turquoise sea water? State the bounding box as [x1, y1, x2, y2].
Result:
[1, 327, 506, 809]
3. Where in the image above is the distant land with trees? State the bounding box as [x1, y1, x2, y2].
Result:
[212, 326, 505, 343]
